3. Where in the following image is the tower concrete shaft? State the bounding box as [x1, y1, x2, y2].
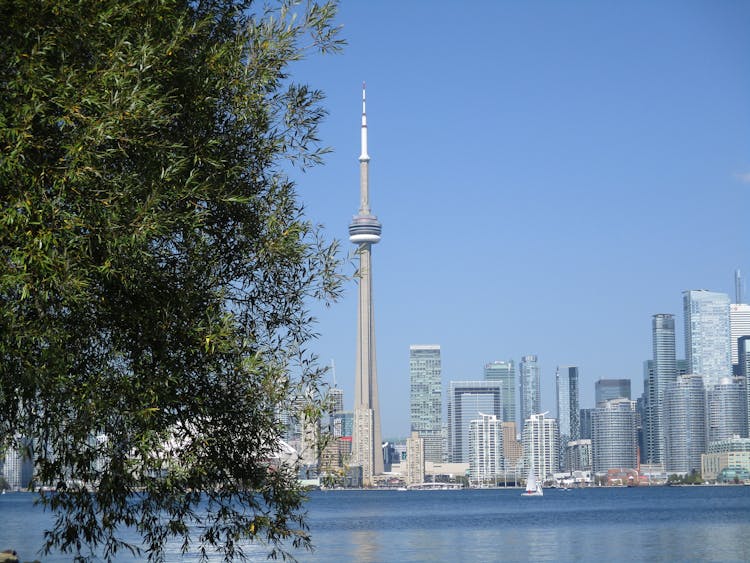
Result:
[349, 84, 383, 481]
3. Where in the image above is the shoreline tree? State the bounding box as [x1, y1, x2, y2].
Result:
[0, 0, 344, 560]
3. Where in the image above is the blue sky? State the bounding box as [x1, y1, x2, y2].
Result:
[291, 1, 750, 438]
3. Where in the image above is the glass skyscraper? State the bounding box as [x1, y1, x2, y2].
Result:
[591, 399, 637, 474]
[594, 379, 631, 405]
[447, 381, 503, 463]
[730, 303, 750, 374]
[683, 290, 732, 388]
[665, 374, 706, 474]
[519, 355, 540, 431]
[556, 365, 580, 470]
[649, 313, 677, 464]
[707, 377, 748, 442]
[484, 360, 516, 425]
[409, 345, 443, 463]
[740, 336, 750, 427]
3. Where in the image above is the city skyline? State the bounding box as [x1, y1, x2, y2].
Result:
[292, 2, 750, 437]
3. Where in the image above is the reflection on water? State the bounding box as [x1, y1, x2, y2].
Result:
[2, 487, 750, 562]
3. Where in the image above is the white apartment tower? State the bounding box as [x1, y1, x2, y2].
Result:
[468, 413, 504, 486]
[522, 412, 559, 484]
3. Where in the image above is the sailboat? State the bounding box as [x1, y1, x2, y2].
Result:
[522, 467, 543, 497]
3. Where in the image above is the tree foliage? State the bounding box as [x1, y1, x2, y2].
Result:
[0, 0, 343, 560]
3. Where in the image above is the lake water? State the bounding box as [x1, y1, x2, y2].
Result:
[2, 486, 750, 561]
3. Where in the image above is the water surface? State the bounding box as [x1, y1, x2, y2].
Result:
[2, 486, 749, 561]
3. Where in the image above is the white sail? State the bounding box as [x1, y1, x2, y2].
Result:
[525, 469, 537, 492]
[522, 466, 543, 497]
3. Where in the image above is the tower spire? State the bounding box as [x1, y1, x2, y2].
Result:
[360, 82, 369, 162]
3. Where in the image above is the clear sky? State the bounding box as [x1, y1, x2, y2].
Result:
[291, 1, 750, 438]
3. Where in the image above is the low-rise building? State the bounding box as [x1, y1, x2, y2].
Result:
[701, 436, 750, 481]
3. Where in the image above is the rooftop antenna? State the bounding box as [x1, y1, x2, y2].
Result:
[736, 269, 744, 304]
[331, 359, 337, 387]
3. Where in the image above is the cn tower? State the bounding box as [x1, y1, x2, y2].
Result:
[349, 83, 384, 482]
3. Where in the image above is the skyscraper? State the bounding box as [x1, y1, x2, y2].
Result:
[594, 379, 631, 405]
[706, 377, 748, 442]
[591, 399, 638, 474]
[683, 290, 732, 388]
[447, 381, 503, 463]
[556, 365, 580, 470]
[739, 336, 750, 428]
[405, 432, 424, 486]
[730, 303, 750, 374]
[468, 413, 504, 486]
[409, 345, 443, 463]
[646, 313, 678, 464]
[349, 85, 384, 484]
[484, 360, 516, 424]
[664, 374, 706, 475]
[522, 412, 559, 484]
[328, 387, 344, 414]
[579, 408, 593, 440]
[519, 355, 540, 431]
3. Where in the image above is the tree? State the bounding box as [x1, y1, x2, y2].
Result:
[0, 0, 343, 560]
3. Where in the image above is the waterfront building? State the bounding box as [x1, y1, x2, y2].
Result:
[579, 408, 593, 440]
[382, 442, 400, 473]
[707, 377, 748, 442]
[349, 85, 384, 485]
[591, 399, 637, 475]
[647, 313, 678, 465]
[484, 360, 516, 425]
[739, 336, 750, 378]
[730, 303, 750, 374]
[519, 355, 540, 431]
[643, 360, 654, 463]
[556, 366, 580, 470]
[320, 437, 352, 473]
[1, 448, 22, 491]
[405, 432, 425, 486]
[522, 412, 559, 483]
[409, 345, 443, 463]
[740, 336, 750, 429]
[701, 436, 750, 481]
[448, 381, 503, 463]
[566, 439, 592, 472]
[0, 439, 33, 491]
[664, 374, 706, 475]
[502, 422, 523, 470]
[636, 395, 646, 464]
[424, 461, 470, 483]
[468, 413, 504, 486]
[683, 290, 732, 388]
[595, 379, 631, 405]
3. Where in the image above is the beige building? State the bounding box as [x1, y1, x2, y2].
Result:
[425, 462, 469, 482]
[406, 432, 425, 486]
[701, 436, 750, 481]
[502, 422, 523, 467]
